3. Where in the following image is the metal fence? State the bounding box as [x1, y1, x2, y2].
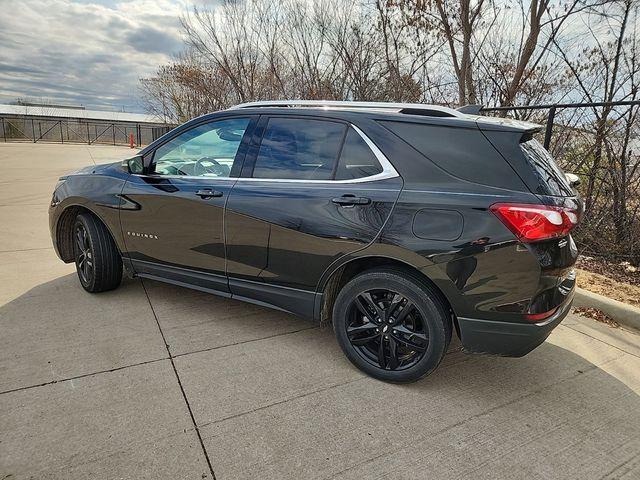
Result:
[0, 116, 172, 147]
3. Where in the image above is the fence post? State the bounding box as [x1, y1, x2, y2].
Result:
[112, 124, 116, 145]
[136, 123, 141, 147]
[86, 122, 90, 144]
[2, 117, 5, 142]
[543, 106, 556, 150]
[59, 121, 64, 143]
[32, 118, 36, 143]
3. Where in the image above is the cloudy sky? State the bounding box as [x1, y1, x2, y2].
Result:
[0, 0, 193, 112]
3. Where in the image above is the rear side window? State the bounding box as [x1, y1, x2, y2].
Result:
[253, 118, 346, 180]
[335, 129, 383, 180]
[520, 139, 573, 196]
[379, 120, 524, 190]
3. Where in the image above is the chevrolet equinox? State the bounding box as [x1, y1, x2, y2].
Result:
[49, 100, 581, 382]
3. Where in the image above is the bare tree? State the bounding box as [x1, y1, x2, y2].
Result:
[391, 0, 608, 107]
[140, 50, 236, 123]
[390, 0, 490, 105]
[551, 0, 640, 258]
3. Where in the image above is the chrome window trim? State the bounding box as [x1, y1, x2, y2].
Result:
[135, 124, 399, 184]
[131, 173, 237, 181]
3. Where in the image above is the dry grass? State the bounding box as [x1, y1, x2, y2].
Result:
[576, 268, 640, 307]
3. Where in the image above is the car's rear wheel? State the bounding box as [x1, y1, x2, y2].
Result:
[73, 213, 122, 293]
[333, 268, 451, 383]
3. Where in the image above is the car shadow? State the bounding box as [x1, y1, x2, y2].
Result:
[2, 272, 639, 403]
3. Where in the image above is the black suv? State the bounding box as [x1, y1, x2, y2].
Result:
[49, 100, 581, 382]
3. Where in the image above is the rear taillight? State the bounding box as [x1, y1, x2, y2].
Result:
[525, 307, 558, 322]
[490, 203, 578, 242]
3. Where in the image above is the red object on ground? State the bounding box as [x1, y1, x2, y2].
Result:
[129, 133, 135, 148]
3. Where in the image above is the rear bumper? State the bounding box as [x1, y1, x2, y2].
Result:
[457, 290, 574, 357]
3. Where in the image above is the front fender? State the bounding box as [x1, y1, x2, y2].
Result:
[49, 173, 128, 262]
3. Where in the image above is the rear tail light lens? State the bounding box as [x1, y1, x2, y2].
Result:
[525, 307, 558, 322]
[490, 203, 578, 242]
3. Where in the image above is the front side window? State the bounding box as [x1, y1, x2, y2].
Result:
[252, 118, 346, 180]
[152, 117, 250, 177]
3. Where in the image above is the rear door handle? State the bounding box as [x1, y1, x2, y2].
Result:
[332, 195, 371, 206]
[196, 189, 223, 199]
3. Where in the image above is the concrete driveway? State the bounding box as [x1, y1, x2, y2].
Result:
[1, 143, 639, 479]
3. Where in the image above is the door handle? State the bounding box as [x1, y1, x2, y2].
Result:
[332, 195, 371, 206]
[196, 189, 223, 199]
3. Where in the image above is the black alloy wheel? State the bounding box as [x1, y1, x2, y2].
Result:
[75, 222, 93, 285]
[346, 289, 428, 370]
[333, 268, 451, 383]
[73, 213, 123, 293]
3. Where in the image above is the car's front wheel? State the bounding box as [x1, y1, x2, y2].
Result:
[73, 213, 122, 293]
[333, 268, 451, 383]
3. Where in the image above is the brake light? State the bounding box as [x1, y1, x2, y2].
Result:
[490, 203, 578, 242]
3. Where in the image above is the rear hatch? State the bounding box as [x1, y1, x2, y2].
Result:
[478, 119, 581, 319]
[474, 117, 579, 197]
[479, 122, 583, 220]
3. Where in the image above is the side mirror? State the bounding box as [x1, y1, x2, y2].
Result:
[565, 173, 580, 188]
[123, 155, 144, 174]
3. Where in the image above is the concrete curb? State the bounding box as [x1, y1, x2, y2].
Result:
[574, 287, 640, 331]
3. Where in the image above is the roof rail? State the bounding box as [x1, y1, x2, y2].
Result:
[231, 100, 464, 118]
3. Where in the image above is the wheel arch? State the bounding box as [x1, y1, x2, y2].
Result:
[316, 255, 458, 335]
[55, 204, 122, 263]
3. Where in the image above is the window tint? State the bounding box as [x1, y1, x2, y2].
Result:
[152, 117, 250, 177]
[253, 118, 346, 180]
[379, 120, 523, 190]
[520, 139, 574, 196]
[335, 128, 383, 180]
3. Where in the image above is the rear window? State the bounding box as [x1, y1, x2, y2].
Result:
[520, 139, 574, 196]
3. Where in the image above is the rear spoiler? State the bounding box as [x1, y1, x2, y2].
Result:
[457, 104, 483, 115]
[457, 104, 542, 133]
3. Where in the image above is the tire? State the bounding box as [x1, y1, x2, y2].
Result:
[332, 268, 452, 383]
[73, 213, 122, 293]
